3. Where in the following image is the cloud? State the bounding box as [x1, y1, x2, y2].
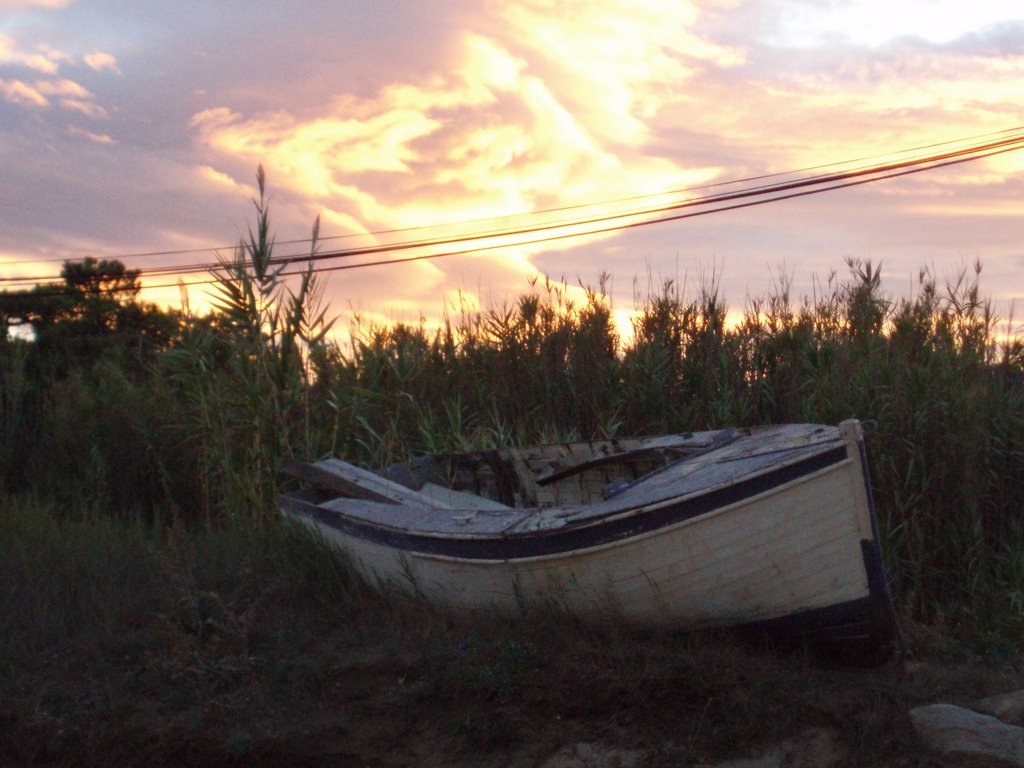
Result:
[486, 0, 744, 146]
[948, 20, 1024, 55]
[67, 125, 114, 143]
[183, 1, 754, 337]
[634, 26, 1024, 196]
[196, 164, 249, 191]
[83, 51, 121, 74]
[0, 74, 107, 116]
[0, 78, 48, 106]
[34, 77, 90, 98]
[60, 97, 107, 117]
[4, 0, 1024, 339]
[0, 34, 114, 117]
[191, 4, 729, 234]
[0, 34, 63, 74]
[0, 0, 72, 8]
[761, 0, 1024, 48]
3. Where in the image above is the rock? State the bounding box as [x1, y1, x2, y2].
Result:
[701, 727, 844, 768]
[910, 703, 1024, 766]
[975, 691, 1024, 725]
[539, 741, 644, 768]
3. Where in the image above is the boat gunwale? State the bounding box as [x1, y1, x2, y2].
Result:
[281, 443, 851, 560]
[405, 455, 857, 564]
[293, 434, 846, 535]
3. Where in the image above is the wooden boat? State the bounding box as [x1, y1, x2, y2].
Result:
[280, 420, 898, 662]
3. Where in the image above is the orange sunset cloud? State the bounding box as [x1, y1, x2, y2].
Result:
[1, 0, 1022, 339]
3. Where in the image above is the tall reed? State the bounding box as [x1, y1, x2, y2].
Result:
[159, 166, 334, 520]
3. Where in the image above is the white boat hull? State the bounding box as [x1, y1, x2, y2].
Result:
[282, 420, 897, 661]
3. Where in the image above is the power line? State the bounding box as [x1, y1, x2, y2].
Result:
[255, 140, 1024, 279]
[10, 141, 1023, 301]
[278, 129, 1024, 268]
[4, 126, 1024, 295]
[13, 127, 1024, 285]
[5, 124, 1023, 271]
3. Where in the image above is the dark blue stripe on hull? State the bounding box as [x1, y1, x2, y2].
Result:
[282, 445, 849, 560]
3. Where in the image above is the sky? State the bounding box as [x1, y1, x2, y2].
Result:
[2, 0, 1023, 340]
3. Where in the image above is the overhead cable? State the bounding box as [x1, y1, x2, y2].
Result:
[4, 126, 1024, 296]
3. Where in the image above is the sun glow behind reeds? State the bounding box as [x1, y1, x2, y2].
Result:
[2, 1, 1024, 350]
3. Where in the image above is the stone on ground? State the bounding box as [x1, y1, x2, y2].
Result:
[910, 703, 1024, 767]
[975, 690, 1024, 725]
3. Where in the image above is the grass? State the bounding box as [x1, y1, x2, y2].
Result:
[0, 495, 409, 765]
[3, 496, 1023, 767]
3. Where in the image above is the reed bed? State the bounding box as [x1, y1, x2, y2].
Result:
[2, 179, 1023, 648]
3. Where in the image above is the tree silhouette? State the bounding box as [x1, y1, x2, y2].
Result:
[0, 257, 179, 368]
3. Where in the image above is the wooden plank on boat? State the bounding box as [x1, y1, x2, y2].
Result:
[534, 432, 733, 486]
[282, 458, 454, 507]
[376, 454, 443, 490]
[315, 496, 526, 534]
[419, 483, 511, 510]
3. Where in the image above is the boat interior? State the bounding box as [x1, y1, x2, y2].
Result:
[379, 430, 740, 509]
[282, 424, 846, 529]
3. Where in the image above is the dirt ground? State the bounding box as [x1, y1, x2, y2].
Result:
[3, 508, 1017, 767]
[4, 612, 1021, 768]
